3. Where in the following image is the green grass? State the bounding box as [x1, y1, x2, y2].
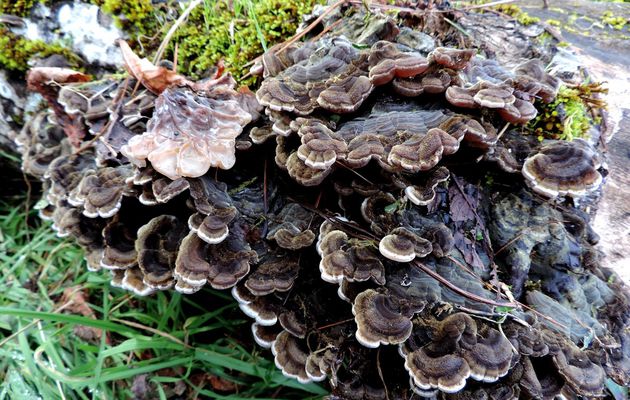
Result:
[0, 198, 327, 399]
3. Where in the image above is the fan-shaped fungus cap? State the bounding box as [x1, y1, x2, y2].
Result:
[405, 166, 450, 206]
[68, 165, 134, 218]
[279, 311, 307, 339]
[136, 215, 188, 291]
[121, 86, 253, 179]
[379, 227, 432, 262]
[553, 343, 606, 397]
[405, 347, 471, 393]
[101, 218, 138, 269]
[266, 203, 317, 250]
[352, 289, 416, 348]
[388, 127, 463, 173]
[174, 231, 256, 293]
[285, 153, 333, 186]
[151, 177, 189, 203]
[272, 331, 312, 384]
[305, 349, 335, 382]
[522, 139, 603, 198]
[120, 266, 156, 296]
[257, 38, 371, 115]
[296, 120, 348, 170]
[251, 323, 281, 349]
[245, 254, 299, 296]
[461, 328, 513, 383]
[188, 208, 237, 245]
[318, 229, 386, 285]
[428, 47, 475, 70]
[368, 41, 430, 86]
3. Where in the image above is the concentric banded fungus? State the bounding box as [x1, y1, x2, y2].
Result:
[68, 165, 134, 218]
[101, 217, 138, 269]
[379, 227, 432, 262]
[295, 120, 347, 170]
[403, 313, 512, 393]
[175, 230, 256, 293]
[272, 331, 311, 384]
[245, 254, 299, 296]
[121, 84, 254, 179]
[16, 1, 628, 398]
[256, 38, 373, 116]
[553, 342, 606, 397]
[522, 139, 603, 198]
[266, 203, 317, 250]
[368, 41, 430, 86]
[352, 289, 416, 348]
[136, 215, 188, 291]
[404, 166, 450, 206]
[187, 176, 238, 243]
[251, 323, 281, 348]
[317, 226, 386, 285]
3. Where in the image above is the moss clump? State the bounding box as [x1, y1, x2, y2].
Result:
[601, 11, 627, 30]
[0, 0, 36, 17]
[0, 26, 80, 73]
[493, 5, 540, 26]
[92, 0, 162, 49]
[170, 0, 321, 84]
[531, 83, 608, 141]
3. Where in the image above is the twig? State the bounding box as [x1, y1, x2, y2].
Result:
[413, 260, 517, 308]
[276, 0, 348, 55]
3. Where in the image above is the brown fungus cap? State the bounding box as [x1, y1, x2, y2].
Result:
[388, 127, 463, 173]
[553, 342, 606, 397]
[352, 289, 416, 348]
[368, 41, 430, 86]
[403, 313, 513, 393]
[119, 266, 156, 296]
[245, 254, 299, 296]
[272, 331, 311, 384]
[151, 177, 190, 203]
[68, 165, 134, 218]
[136, 215, 188, 291]
[296, 120, 348, 170]
[428, 47, 475, 70]
[318, 228, 386, 285]
[404, 166, 450, 206]
[285, 153, 333, 187]
[101, 217, 138, 270]
[266, 203, 317, 250]
[251, 323, 282, 349]
[256, 38, 372, 116]
[175, 231, 256, 293]
[522, 139, 603, 198]
[379, 227, 433, 262]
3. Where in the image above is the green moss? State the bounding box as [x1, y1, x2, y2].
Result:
[0, 0, 36, 17]
[170, 0, 321, 84]
[0, 26, 80, 73]
[531, 83, 608, 141]
[91, 0, 163, 52]
[546, 19, 561, 27]
[95, 0, 320, 84]
[601, 11, 627, 30]
[493, 5, 540, 26]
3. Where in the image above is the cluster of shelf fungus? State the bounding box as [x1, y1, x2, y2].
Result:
[11, 2, 628, 399]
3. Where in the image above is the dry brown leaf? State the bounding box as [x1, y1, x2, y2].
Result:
[118, 40, 192, 94]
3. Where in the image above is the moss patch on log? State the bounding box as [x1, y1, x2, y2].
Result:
[0, 26, 80, 73]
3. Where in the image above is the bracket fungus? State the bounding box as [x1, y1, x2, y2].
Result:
[522, 138, 603, 198]
[15, 1, 628, 399]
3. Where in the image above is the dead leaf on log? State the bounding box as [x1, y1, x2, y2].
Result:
[26, 67, 91, 147]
